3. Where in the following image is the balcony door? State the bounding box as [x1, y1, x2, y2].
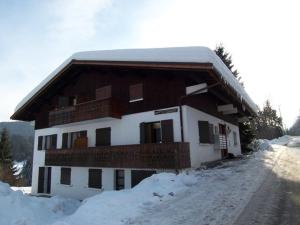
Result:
[140, 119, 174, 144]
[38, 167, 51, 194]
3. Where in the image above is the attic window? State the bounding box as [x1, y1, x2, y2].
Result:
[129, 83, 143, 102]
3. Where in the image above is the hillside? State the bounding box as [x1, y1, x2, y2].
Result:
[0, 121, 34, 162]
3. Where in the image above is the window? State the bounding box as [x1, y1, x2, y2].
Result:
[44, 134, 57, 150]
[198, 121, 214, 144]
[140, 120, 174, 144]
[96, 128, 111, 146]
[88, 169, 102, 189]
[58, 96, 76, 108]
[61, 131, 87, 149]
[96, 85, 111, 100]
[233, 131, 238, 146]
[131, 170, 156, 188]
[129, 83, 143, 102]
[115, 169, 125, 190]
[38, 136, 43, 150]
[60, 168, 71, 185]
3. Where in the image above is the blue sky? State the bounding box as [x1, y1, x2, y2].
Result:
[0, 0, 299, 128]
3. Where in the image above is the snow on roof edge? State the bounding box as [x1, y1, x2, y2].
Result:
[14, 46, 258, 115]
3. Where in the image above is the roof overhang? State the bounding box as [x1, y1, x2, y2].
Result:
[11, 47, 258, 121]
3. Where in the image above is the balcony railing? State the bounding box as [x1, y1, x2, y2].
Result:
[49, 98, 121, 126]
[45, 142, 191, 169]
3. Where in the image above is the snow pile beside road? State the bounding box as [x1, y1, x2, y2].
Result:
[269, 135, 292, 146]
[0, 181, 80, 225]
[52, 172, 197, 225]
[286, 136, 300, 147]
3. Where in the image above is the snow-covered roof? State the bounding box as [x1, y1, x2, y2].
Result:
[14, 46, 257, 115]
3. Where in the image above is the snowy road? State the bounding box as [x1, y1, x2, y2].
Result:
[234, 146, 300, 225]
[127, 144, 300, 225]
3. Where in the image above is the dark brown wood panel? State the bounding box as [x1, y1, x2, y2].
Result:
[45, 142, 191, 169]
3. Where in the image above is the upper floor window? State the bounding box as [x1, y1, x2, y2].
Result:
[62, 130, 87, 149]
[96, 85, 111, 100]
[129, 83, 143, 102]
[140, 120, 174, 144]
[58, 96, 76, 108]
[37, 134, 57, 150]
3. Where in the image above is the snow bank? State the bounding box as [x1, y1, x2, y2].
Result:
[52, 172, 197, 225]
[0, 181, 80, 225]
[286, 137, 300, 147]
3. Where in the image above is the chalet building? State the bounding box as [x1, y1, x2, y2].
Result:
[11, 47, 257, 200]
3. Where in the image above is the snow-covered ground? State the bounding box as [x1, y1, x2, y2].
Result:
[0, 136, 297, 225]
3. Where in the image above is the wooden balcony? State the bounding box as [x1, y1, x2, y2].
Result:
[45, 142, 191, 169]
[49, 98, 121, 126]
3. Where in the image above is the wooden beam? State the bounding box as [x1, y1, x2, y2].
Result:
[217, 104, 234, 112]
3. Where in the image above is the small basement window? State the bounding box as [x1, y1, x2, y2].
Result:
[129, 83, 143, 102]
[60, 168, 71, 185]
[88, 169, 102, 189]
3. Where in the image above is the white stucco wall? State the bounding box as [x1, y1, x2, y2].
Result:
[31, 107, 180, 197]
[31, 105, 241, 198]
[182, 105, 241, 168]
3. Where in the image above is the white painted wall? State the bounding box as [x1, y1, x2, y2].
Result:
[31, 105, 241, 198]
[31, 107, 180, 196]
[182, 105, 241, 168]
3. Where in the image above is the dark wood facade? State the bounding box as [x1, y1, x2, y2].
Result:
[45, 142, 191, 169]
[11, 63, 247, 129]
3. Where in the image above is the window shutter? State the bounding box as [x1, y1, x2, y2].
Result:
[209, 124, 214, 144]
[130, 83, 143, 101]
[161, 119, 174, 143]
[38, 136, 43, 150]
[96, 128, 111, 146]
[96, 85, 111, 100]
[46, 168, 52, 194]
[88, 169, 102, 189]
[38, 167, 45, 193]
[51, 134, 57, 149]
[140, 123, 145, 144]
[198, 121, 210, 143]
[60, 168, 71, 185]
[62, 133, 68, 149]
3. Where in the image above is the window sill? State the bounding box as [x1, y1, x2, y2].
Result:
[86, 186, 102, 191]
[129, 98, 143, 103]
[199, 143, 213, 146]
[60, 183, 72, 187]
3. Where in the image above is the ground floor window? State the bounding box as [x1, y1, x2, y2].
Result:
[131, 170, 156, 188]
[38, 167, 51, 194]
[115, 169, 125, 190]
[60, 167, 71, 185]
[88, 169, 102, 189]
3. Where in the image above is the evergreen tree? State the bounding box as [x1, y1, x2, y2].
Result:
[252, 100, 283, 139]
[0, 128, 18, 185]
[214, 44, 255, 152]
